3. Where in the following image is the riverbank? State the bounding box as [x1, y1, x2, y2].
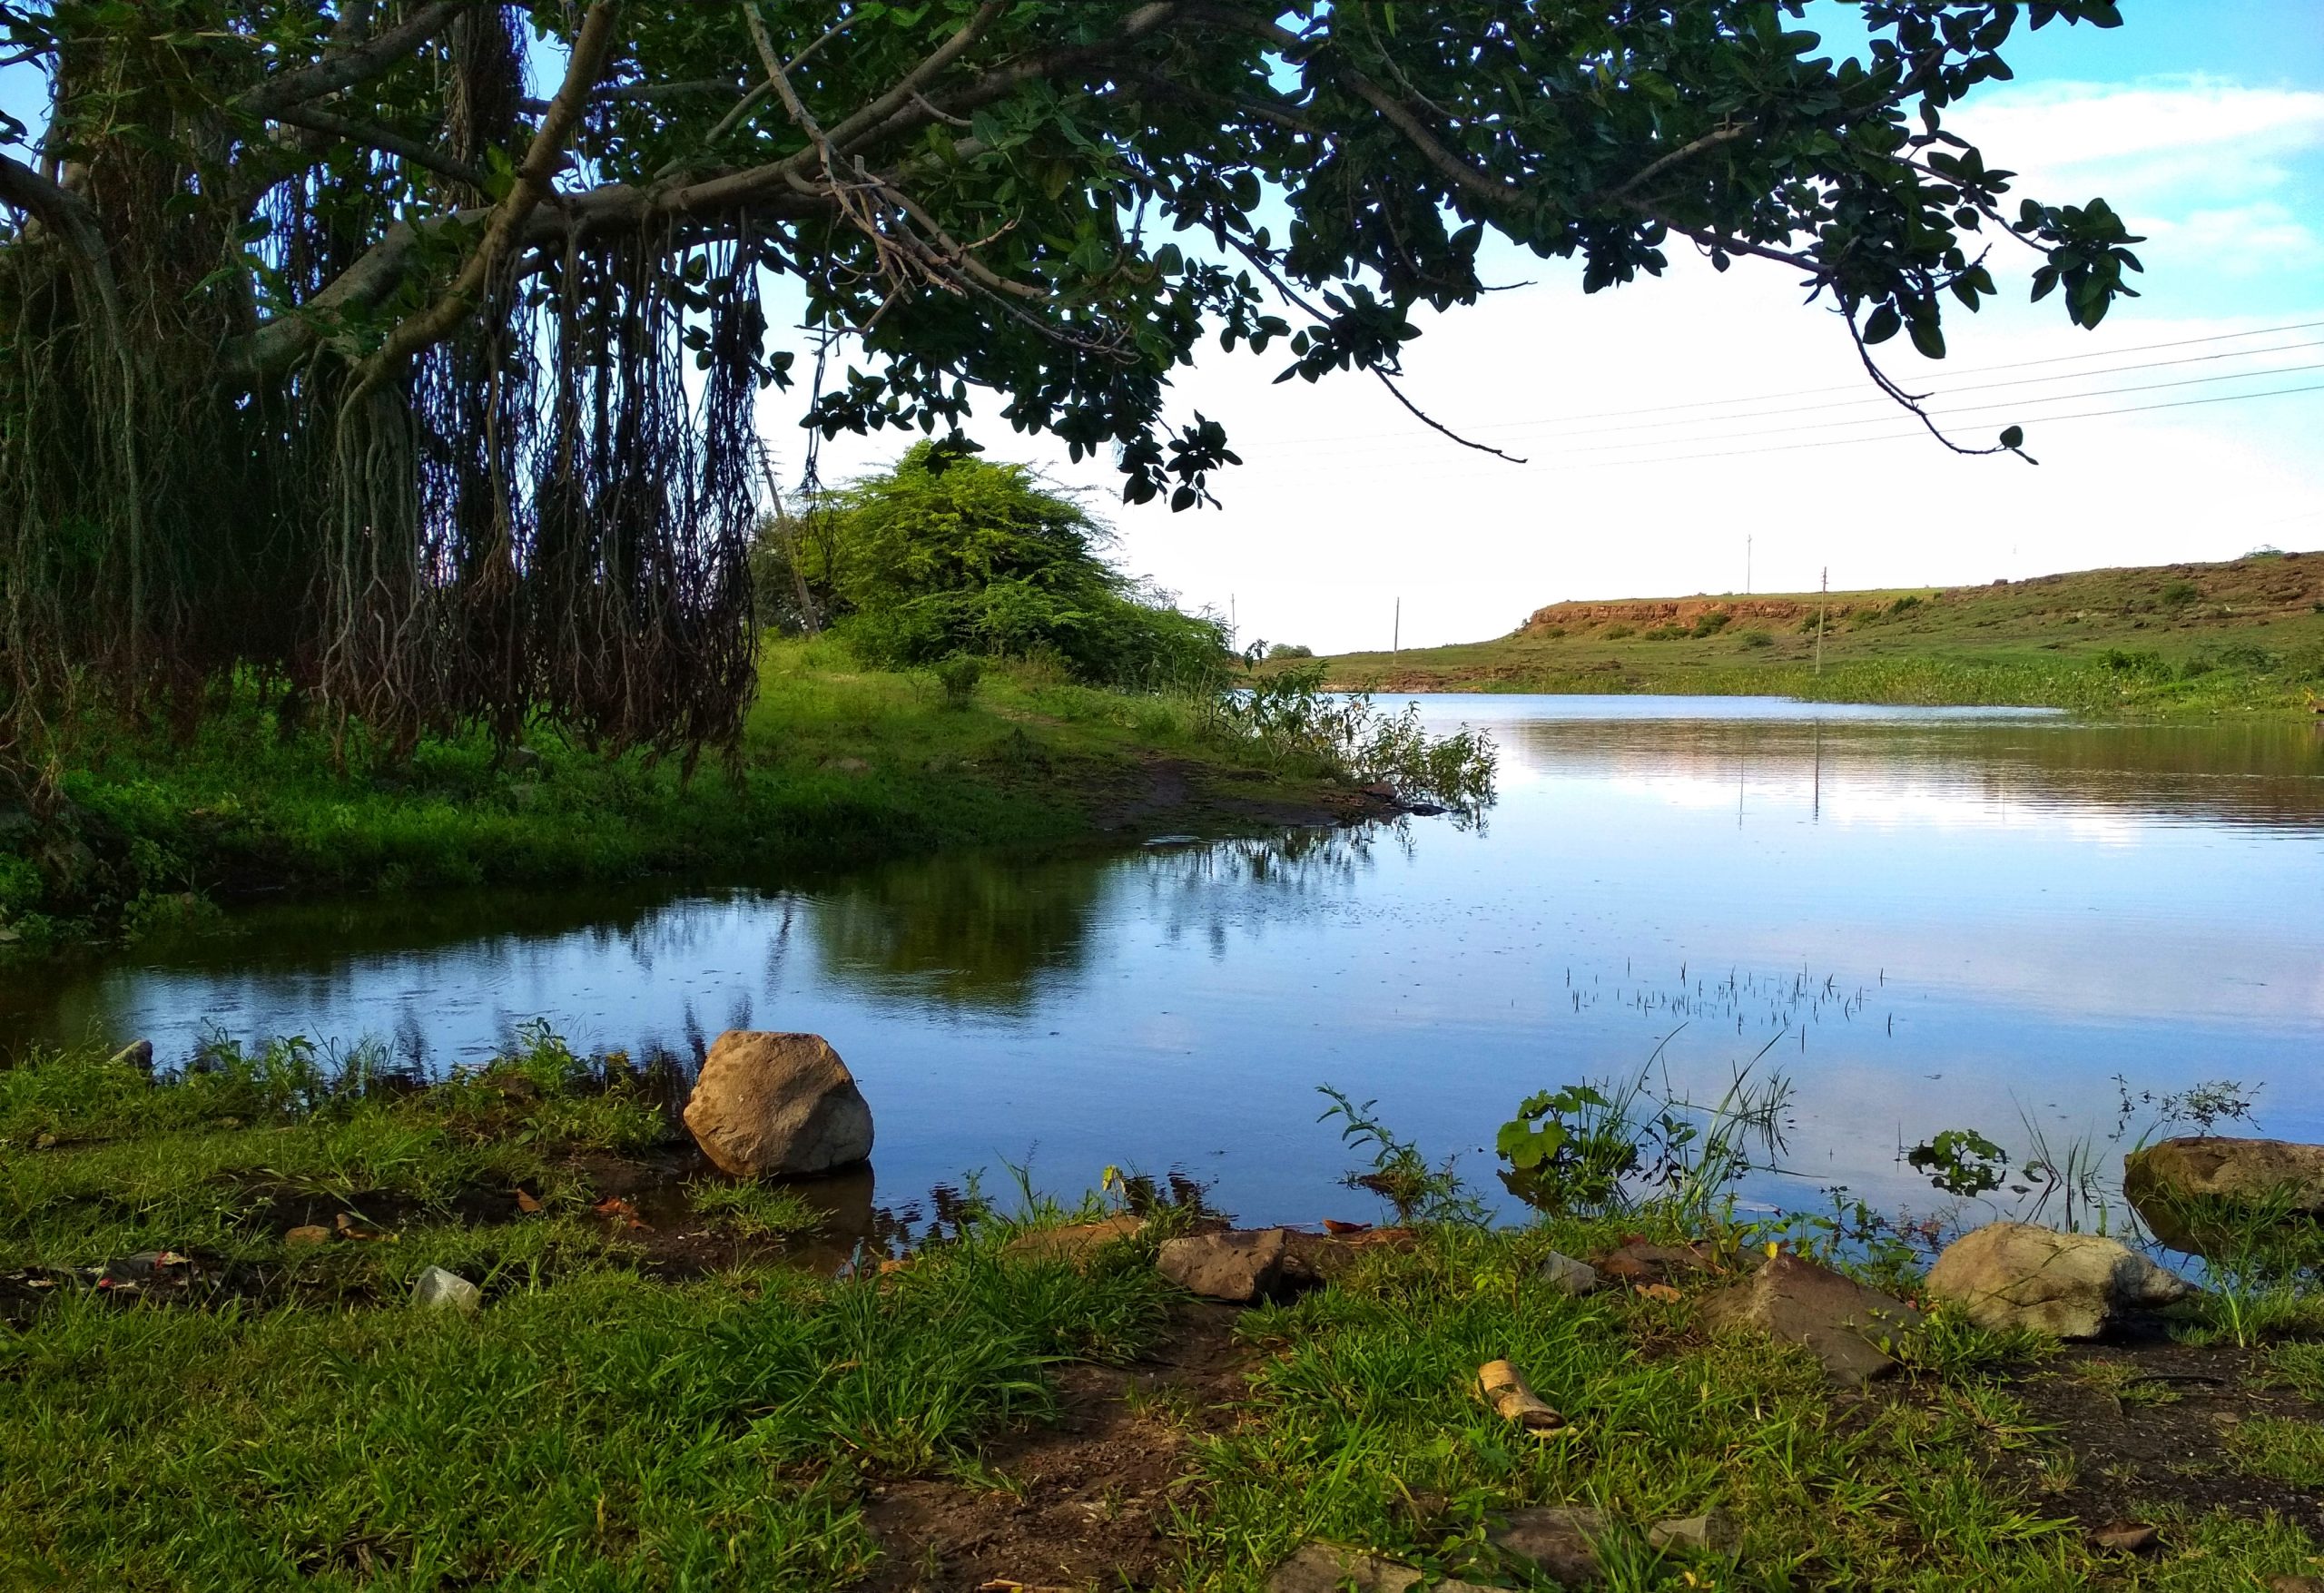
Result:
[1310, 551, 2324, 716]
[4, 1037, 2321, 1590]
[0, 639, 1403, 958]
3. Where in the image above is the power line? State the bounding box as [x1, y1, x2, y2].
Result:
[1549, 378, 2324, 470]
[1539, 359, 2324, 456]
[1491, 337, 2324, 445]
[1274, 316, 2324, 449]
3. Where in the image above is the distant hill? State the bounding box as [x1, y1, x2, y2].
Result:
[1304, 550, 2324, 717]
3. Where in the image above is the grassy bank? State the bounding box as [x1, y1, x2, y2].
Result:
[5, 1039, 2322, 1590]
[0, 638, 1401, 958]
[1315, 551, 2324, 716]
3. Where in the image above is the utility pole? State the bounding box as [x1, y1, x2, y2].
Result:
[1815, 566, 1827, 675]
[1393, 596, 1401, 659]
[752, 434, 820, 635]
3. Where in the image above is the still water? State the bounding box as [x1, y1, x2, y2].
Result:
[10, 696, 2323, 1226]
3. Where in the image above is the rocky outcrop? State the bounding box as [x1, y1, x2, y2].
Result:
[2123, 1136, 2324, 1249]
[1925, 1223, 2191, 1339]
[1697, 1254, 1922, 1385]
[681, 1031, 873, 1178]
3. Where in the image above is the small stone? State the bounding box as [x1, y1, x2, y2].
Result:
[1538, 1251, 1602, 1296]
[1264, 1543, 1421, 1593]
[1595, 1240, 1709, 1283]
[1157, 1228, 1303, 1304]
[32, 1133, 55, 1150]
[1698, 1253, 1922, 1385]
[1491, 1506, 1607, 1587]
[411, 1266, 481, 1313]
[2091, 1522, 2160, 1555]
[1925, 1223, 2191, 1340]
[1648, 1509, 1738, 1555]
[1006, 1214, 1147, 1267]
[284, 1224, 331, 1248]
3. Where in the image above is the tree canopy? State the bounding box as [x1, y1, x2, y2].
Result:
[0, 0, 2142, 772]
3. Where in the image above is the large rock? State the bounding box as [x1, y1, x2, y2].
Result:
[2124, 1137, 2324, 1251]
[1925, 1222, 2191, 1339]
[1698, 1254, 1923, 1385]
[682, 1031, 872, 1178]
[1157, 1228, 1302, 1303]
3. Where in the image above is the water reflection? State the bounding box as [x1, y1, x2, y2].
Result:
[5, 697, 2321, 1226]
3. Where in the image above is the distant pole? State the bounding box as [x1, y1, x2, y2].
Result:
[753, 433, 820, 635]
[1393, 596, 1401, 658]
[1230, 593, 1236, 644]
[1815, 566, 1827, 675]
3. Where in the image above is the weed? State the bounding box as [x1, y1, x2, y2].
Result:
[1315, 1087, 1488, 1228]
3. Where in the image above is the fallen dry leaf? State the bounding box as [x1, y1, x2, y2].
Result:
[515, 1190, 543, 1214]
[1320, 1218, 1373, 1235]
[1636, 1283, 1684, 1303]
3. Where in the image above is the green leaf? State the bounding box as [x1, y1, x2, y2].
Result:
[1907, 317, 1946, 359]
[1863, 303, 1902, 344]
[1999, 424, 2024, 448]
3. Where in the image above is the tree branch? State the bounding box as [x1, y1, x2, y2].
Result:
[266, 103, 490, 190]
[1600, 123, 1754, 202]
[350, 0, 622, 395]
[239, 0, 482, 117]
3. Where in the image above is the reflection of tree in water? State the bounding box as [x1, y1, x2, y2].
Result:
[803, 824, 1403, 1011]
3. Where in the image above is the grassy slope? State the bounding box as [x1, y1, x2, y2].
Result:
[4, 1047, 2320, 1590]
[1314, 551, 2324, 715]
[1, 638, 1358, 954]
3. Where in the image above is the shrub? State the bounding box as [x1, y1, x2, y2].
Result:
[932, 655, 984, 708]
[757, 441, 1233, 689]
[1640, 624, 1688, 641]
[2160, 579, 2200, 610]
[1738, 629, 1774, 649]
[1602, 624, 1635, 640]
[1265, 642, 1314, 660]
[1690, 610, 1733, 638]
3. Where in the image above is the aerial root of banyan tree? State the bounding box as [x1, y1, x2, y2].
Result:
[0, 221, 764, 788]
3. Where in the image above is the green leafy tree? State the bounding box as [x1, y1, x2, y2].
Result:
[802, 440, 1229, 687]
[0, 0, 2140, 773]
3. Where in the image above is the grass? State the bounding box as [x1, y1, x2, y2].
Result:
[1306, 549, 2324, 717]
[5, 1045, 2322, 1589]
[1, 637, 1377, 957]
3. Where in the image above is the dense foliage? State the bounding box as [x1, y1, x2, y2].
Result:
[765, 441, 1230, 687]
[0, 0, 2139, 772]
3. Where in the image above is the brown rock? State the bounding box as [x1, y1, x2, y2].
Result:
[2125, 1136, 2324, 1251]
[1594, 1240, 1710, 1283]
[1157, 1228, 1302, 1303]
[681, 1031, 873, 1178]
[1005, 1214, 1147, 1267]
[283, 1224, 331, 1248]
[1698, 1254, 1922, 1385]
[1264, 1544, 1421, 1593]
[2264, 1577, 2324, 1592]
[1925, 1223, 2190, 1339]
[2091, 1522, 2160, 1555]
[1490, 1506, 1606, 1587]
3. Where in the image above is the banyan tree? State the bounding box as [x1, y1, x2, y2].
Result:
[0, 0, 2140, 776]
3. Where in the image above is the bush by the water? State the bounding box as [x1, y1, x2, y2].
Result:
[754, 442, 1230, 689]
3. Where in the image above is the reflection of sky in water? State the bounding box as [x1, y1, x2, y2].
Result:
[12, 697, 2323, 1226]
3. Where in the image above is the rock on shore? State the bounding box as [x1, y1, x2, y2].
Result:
[1926, 1222, 2190, 1339]
[682, 1031, 873, 1178]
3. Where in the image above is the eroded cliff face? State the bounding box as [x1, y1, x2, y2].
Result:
[1519, 595, 1832, 633]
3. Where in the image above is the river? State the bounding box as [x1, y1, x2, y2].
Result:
[9, 695, 2322, 1232]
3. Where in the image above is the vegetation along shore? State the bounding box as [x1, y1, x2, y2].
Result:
[1307, 552, 2324, 717]
[5, 1031, 2322, 1589]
